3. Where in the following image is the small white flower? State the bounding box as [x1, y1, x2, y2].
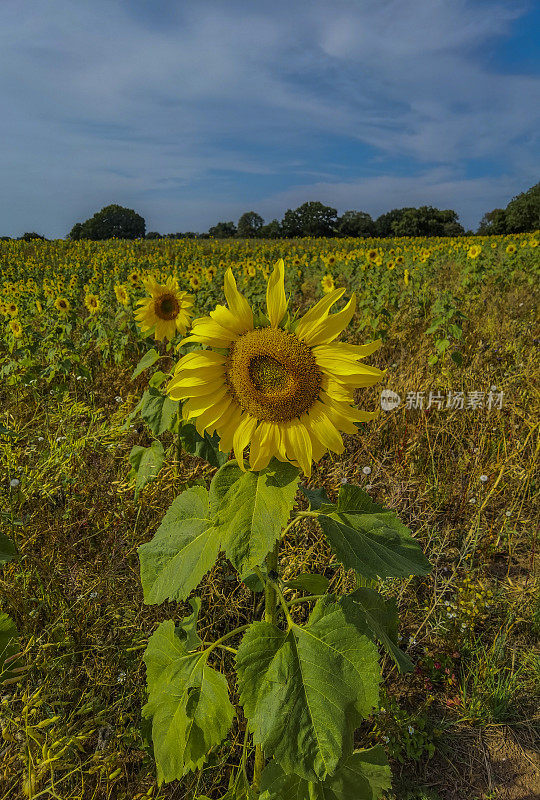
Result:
[115, 396, 122, 403]
[410, 638, 417, 645]
[469, 497, 476, 504]
[408, 725, 415, 735]
[505, 510, 512, 517]
[362, 466, 372, 475]
[10, 478, 20, 488]
[490, 385, 497, 391]
[340, 478, 347, 484]
[56, 436, 66, 443]
[366, 484, 372, 491]
[37, 436, 44, 442]
[382, 735, 390, 743]
[89, 591, 97, 599]
[76, 376, 82, 381]
[480, 475, 488, 483]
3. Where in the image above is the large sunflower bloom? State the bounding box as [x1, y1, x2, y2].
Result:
[167, 259, 384, 476]
[134, 276, 194, 342]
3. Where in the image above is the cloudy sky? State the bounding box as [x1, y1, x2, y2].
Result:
[1, 0, 538, 237]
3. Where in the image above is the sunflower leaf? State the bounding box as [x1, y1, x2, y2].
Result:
[0, 533, 17, 566]
[138, 486, 220, 605]
[0, 612, 19, 681]
[317, 484, 431, 580]
[128, 441, 165, 497]
[178, 422, 229, 468]
[284, 573, 330, 595]
[236, 596, 380, 782]
[175, 597, 203, 652]
[210, 459, 299, 573]
[131, 348, 160, 380]
[259, 746, 391, 800]
[142, 620, 235, 785]
[341, 588, 413, 673]
[140, 388, 179, 435]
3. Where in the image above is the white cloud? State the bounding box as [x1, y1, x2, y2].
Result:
[0, 0, 537, 235]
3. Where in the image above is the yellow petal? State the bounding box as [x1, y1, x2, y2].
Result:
[266, 258, 287, 328]
[304, 401, 344, 454]
[282, 420, 312, 477]
[314, 340, 382, 360]
[183, 385, 230, 415]
[217, 404, 244, 452]
[301, 294, 356, 346]
[224, 268, 254, 331]
[295, 288, 345, 341]
[233, 414, 258, 469]
[194, 395, 234, 436]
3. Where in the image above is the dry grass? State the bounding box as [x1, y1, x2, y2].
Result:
[0, 277, 538, 800]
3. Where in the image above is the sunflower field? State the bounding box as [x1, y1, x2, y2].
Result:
[0, 233, 539, 800]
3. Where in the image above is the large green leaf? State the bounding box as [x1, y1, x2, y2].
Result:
[140, 388, 179, 435]
[285, 573, 330, 595]
[138, 486, 219, 605]
[210, 459, 299, 573]
[0, 533, 17, 566]
[341, 588, 413, 673]
[0, 612, 19, 681]
[236, 596, 380, 782]
[176, 597, 203, 652]
[143, 620, 235, 785]
[179, 422, 229, 468]
[131, 348, 160, 380]
[129, 440, 165, 497]
[317, 484, 431, 580]
[299, 485, 335, 512]
[259, 747, 391, 800]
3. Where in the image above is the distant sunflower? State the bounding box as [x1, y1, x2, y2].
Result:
[114, 284, 130, 306]
[167, 259, 384, 476]
[189, 275, 201, 291]
[85, 293, 101, 315]
[9, 319, 22, 338]
[506, 243, 516, 255]
[367, 249, 379, 262]
[467, 245, 482, 259]
[321, 274, 335, 294]
[6, 302, 18, 317]
[134, 276, 194, 342]
[54, 296, 71, 314]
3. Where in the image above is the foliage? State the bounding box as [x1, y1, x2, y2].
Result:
[68, 204, 146, 240]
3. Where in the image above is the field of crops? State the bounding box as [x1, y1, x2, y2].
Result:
[1, 233, 539, 800]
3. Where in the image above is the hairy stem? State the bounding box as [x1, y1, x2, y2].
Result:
[252, 539, 279, 791]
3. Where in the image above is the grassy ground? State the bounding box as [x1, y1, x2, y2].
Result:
[1, 265, 539, 800]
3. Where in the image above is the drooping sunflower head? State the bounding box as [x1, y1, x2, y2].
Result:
[168, 259, 385, 476]
[114, 284, 130, 306]
[134, 275, 194, 342]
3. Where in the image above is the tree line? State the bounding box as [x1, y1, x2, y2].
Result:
[2, 182, 537, 241]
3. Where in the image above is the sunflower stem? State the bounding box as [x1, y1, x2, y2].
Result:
[175, 406, 182, 478]
[252, 539, 279, 791]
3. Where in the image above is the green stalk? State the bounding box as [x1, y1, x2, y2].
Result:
[252, 539, 279, 791]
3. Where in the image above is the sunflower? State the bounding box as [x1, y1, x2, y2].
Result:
[467, 245, 482, 259]
[189, 275, 201, 291]
[321, 274, 335, 294]
[9, 319, 22, 338]
[506, 243, 516, 254]
[54, 296, 71, 314]
[114, 284, 130, 306]
[367, 249, 379, 262]
[6, 302, 18, 316]
[167, 259, 384, 476]
[85, 293, 101, 315]
[134, 275, 194, 342]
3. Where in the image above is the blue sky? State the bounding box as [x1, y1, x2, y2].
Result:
[0, 0, 538, 237]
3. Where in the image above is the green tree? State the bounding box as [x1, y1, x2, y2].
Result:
[477, 208, 507, 235]
[146, 231, 162, 239]
[504, 182, 540, 233]
[208, 221, 237, 238]
[281, 202, 338, 237]
[337, 210, 375, 238]
[375, 208, 410, 237]
[259, 219, 282, 238]
[18, 231, 47, 241]
[69, 204, 145, 240]
[237, 211, 264, 238]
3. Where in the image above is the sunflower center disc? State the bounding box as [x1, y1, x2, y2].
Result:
[226, 327, 321, 422]
[155, 293, 179, 320]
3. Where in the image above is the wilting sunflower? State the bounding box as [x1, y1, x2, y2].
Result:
[134, 275, 194, 342]
[167, 259, 384, 476]
[54, 296, 71, 314]
[85, 293, 101, 315]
